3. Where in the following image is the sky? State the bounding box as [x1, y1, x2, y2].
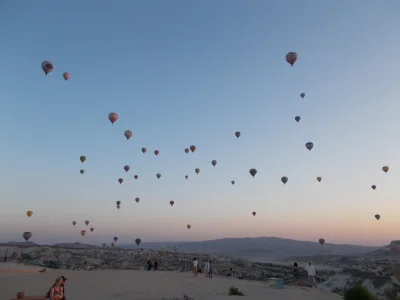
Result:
[1, 1, 400, 247]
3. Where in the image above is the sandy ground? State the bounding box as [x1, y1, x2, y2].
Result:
[0, 267, 342, 300]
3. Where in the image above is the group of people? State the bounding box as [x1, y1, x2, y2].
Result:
[192, 257, 215, 278]
[146, 259, 159, 271]
[46, 276, 67, 300]
[293, 261, 317, 288]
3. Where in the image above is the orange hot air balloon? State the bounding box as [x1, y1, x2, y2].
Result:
[81, 230, 86, 237]
[141, 147, 147, 154]
[252, 212, 256, 216]
[184, 148, 189, 154]
[187, 224, 191, 229]
[195, 168, 200, 174]
[108, 112, 118, 125]
[26, 211, 33, 218]
[190, 145, 196, 152]
[154, 150, 159, 156]
[63, 72, 70, 81]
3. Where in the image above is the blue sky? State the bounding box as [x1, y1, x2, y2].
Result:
[1, 1, 400, 246]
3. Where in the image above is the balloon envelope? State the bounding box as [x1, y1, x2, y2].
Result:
[190, 145, 196, 152]
[81, 230, 86, 237]
[300, 93, 305, 98]
[72, 221, 77, 226]
[317, 177, 322, 182]
[85, 220, 89, 226]
[124, 130, 132, 140]
[195, 168, 200, 174]
[23, 232, 32, 241]
[80, 156, 86, 163]
[305, 142, 314, 151]
[118, 178, 123, 184]
[154, 150, 159, 156]
[108, 112, 118, 124]
[295, 116, 301, 122]
[63, 72, 70, 81]
[41, 61, 54, 75]
[382, 166, 389, 173]
[281, 176, 288, 184]
[252, 212, 256, 216]
[156, 173, 161, 179]
[371, 185, 376, 190]
[211, 160, 217, 167]
[170, 200, 174, 206]
[124, 165, 130, 172]
[184, 148, 189, 153]
[375, 214, 380, 220]
[285, 52, 298, 66]
[249, 168, 257, 177]
[135, 238, 141, 246]
[141, 147, 147, 153]
[235, 131, 241, 138]
[319, 238, 325, 245]
[135, 197, 140, 203]
[26, 211, 33, 217]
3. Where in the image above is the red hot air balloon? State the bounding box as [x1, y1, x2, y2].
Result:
[285, 52, 298, 66]
[108, 112, 118, 125]
[134, 175, 139, 180]
[118, 178, 123, 184]
[63, 72, 70, 81]
[154, 150, 159, 156]
[124, 130, 132, 140]
[190, 145, 196, 152]
[81, 230, 86, 237]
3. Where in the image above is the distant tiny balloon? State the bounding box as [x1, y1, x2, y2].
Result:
[231, 180, 235, 185]
[211, 160, 217, 167]
[285, 52, 298, 66]
[195, 168, 200, 174]
[305, 142, 314, 151]
[249, 168, 257, 177]
[170, 200, 174, 206]
[118, 178, 123, 184]
[156, 173, 161, 179]
[63, 72, 70, 81]
[295, 116, 301, 123]
[371, 185, 376, 190]
[124, 130, 132, 140]
[375, 214, 381, 220]
[124, 165, 130, 172]
[316, 177, 322, 183]
[108, 112, 118, 125]
[81, 230, 86, 237]
[141, 147, 147, 154]
[184, 148, 189, 154]
[300, 93, 305, 99]
[80, 169, 84, 175]
[187, 224, 191, 229]
[134, 175, 139, 180]
[281, 176, 288, 184]
[154, 150, 159, 156]
[319, 238, 325, 245]
[235, 131, 241, 138]
[382, 166, 389, 173]
[135, 197, 140, 203]
[190, 145, 196, 153]
[252, 212, 256, 216]
[41, 61, 54, 75]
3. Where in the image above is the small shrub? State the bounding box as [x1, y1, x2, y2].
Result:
[344, 285, 376, 300]
[229, 287, 244, 296]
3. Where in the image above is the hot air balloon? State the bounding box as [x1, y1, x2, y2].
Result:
[116, 201, 121, 206]
[190, 145, 196, 152]
[375, 214, 380, 220]
[235, 131, 241, 138]
[154, 150, 159, 156]
[249, 168, 257, 177]
[371, 185, 376, 190]
[195, 168, 200, 174]
[80, 169, 84, 175]
[135, 238, 141, 247]
[135, 197, 140, 203]
[185, 175, 188, 180]
[300, 93, 305, 99]
[141, 147, 147, 154]
[231, 181, 235, 185]
[113, 236, 118, 242]
[162, 246, 167, 252]
[23, 232, 32, 242]
[285, 52, 298, 66]
[318, 238, 325, 245]
[41, 61, 54, 75]
[184, 148, 189, 154]
[72, 221, 77, 226]
[90, 227, 94, 232]
[63, 72, 70, 81]
[85, 220, 89, 226]
[316, 177, 322, 183]
[187, 224, 191, 229]
[382, 166, 389, 173]
[295, 116, 301, 122]
[252, 212, 256, 216]
[81, 230, 86, 237]
[124, 165, 130, 172]
[281, 176, 288, 184]
[118, 178, 123, 184]
[26, 211, 33, 218]
[108, 112, 118, 125]
[156, 173, 161, 179]
[170, 200, 174, 206]
[124, 130, 132, 140]
[80, 156, 86, 163]
[305, 142, 314, 151]
[211, 160, 217, 167]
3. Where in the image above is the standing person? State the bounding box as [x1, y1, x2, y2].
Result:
[205, 260, 210, 278]
[228, 268, 234, 279]
[293, 262, 301, 287]
[154, 259, 158, 271]
[147, 260, 152, 271]
[306, 261, 317, 288]
[208, 260, 213, 278]
[192, 257, 198, 276]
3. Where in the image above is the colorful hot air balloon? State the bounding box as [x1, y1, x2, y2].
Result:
[184, 148, 189, 154]
[26, 211, 33, 218]
[375, 214, 381, 220]
[134, 175, 139, 180]
[85, 220, 89, 226]
[305, 142, 314, 151]
[135, 197, 140, 203]
[286, 52, 298, 66]
[170, 200, 174, 206]
[185, 175, 188, 180]
[281, 176, 288, 184]
[124, 165, 130, 172]
[90, 227, 94, 232]
[187, 224, 191, 229]
[141, 147, 147, 154]
[72, 221, 77, 226]
[231, 180, 235, 185]
[371, 185, 376, 190]
[249, 168, 257, 177]
[382, 166, 389, 173]
[211, 160, 217, 167]
[80, 169, 84, 175]
[300, 93, 305, 99]
[41, 61, 54, 75]
[63, 72, 70, 81]
[195, 168, 200, 174]
[113, 236, 118, 242]
[124, 130, 132, 140]
[295, 116, 301, 122]
[23, 232, 32, 242]
[154, 150, 159, 156]
[81, 230, 86, 237]
[118, 178, 123, 184]
[156, 173, 161, 179]
[135, 238, 141, 247]
[252, 212, 256, 216]
[190, 145, 196, 153]
[318, 238, 325, 245]
[316, 177, 322, 183]
[108, 112, 118, 125]
[235, 131, 241, 138]
[80, 156, 86, 163]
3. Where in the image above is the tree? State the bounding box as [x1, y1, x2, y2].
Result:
[344, 285, 376, 300]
